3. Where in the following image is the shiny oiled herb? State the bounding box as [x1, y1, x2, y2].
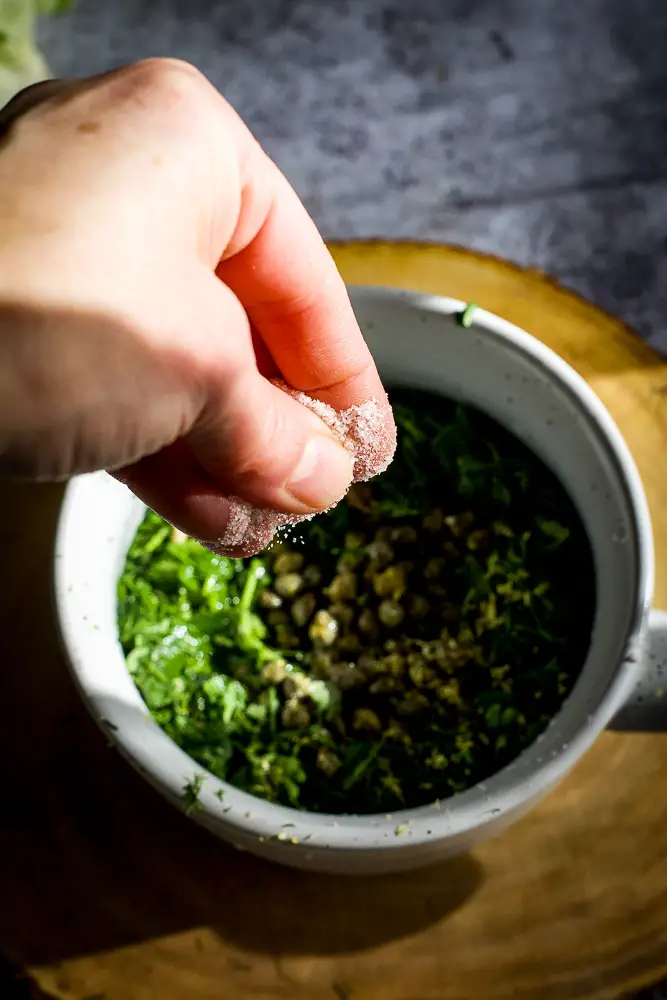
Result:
[118, 390, 595, 815]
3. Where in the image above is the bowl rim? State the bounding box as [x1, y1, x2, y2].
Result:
[54, 286, 653, 856]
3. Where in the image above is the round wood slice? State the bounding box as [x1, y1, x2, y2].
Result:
[2, 243, 667, 1000]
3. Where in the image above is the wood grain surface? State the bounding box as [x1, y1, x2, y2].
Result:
[2, 243, 667, 1000]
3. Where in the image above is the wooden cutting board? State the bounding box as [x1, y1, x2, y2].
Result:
[2, 242, 667, 1000]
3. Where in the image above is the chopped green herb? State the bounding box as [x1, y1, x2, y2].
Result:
[457, 302, 478, 328]
[182, 774, 204, 815]
[37, 0, 75, 12]
[536, 516, 570, 549]
[119, 389, 594, 815]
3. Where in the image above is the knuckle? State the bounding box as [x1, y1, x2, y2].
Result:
[106, 58, 212, 121]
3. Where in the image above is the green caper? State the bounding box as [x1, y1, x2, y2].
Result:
[353, 707, 382, 732]
[260, 590, 282, 609]
[385, 719, 411, 744]
[408, 661, 435, 687]
[281, 699, 310, 729]
[274, 551, 304, 575]
[274, 572, 303, 598]
[267, 609, 289, 626]
[438, 679, 461, 705]
[309, 609, 339, 646]
[344, 531, 366, 550]
[291, 592, 316, 627]
[378, 599, 405, 628]
[326, 572, 357, 602]
[383, 652, 406, 676]
[338, 534, 365, 571]
[282, 672, 312, 700]
[316, 747, 341, 776]
[261, 659, 288, 685]
[373, 565, 407, 599]
[419, 641, 440, 662]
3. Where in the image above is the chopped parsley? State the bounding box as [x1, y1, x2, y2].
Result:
[182, 774, 204, 814]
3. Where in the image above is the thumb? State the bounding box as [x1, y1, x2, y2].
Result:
[187, 281, 354, 515]
[189, 369, 354, 514]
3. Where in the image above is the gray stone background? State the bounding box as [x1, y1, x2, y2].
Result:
[31, 2, 667, 997]
[38, 0, 667, 352]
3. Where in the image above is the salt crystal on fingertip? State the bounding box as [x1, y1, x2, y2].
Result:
[205, 383, 396, 558]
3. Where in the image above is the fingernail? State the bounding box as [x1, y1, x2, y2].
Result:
[287, 434, 354, 509]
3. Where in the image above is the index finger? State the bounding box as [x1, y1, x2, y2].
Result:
[215, 148, 386, 412]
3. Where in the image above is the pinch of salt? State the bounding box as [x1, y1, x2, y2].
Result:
[206, 384, 396, 558]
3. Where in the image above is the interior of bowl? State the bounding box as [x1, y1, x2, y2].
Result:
[354, 288, 651, 722]
[55, 288, 651, 863]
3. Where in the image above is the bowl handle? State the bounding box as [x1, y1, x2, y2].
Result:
[609, 609, 667, 731]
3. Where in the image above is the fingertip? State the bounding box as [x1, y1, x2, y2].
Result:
[199, 498, 284, 559]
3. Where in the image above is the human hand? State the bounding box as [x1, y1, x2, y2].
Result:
[0, 59, 395, 553]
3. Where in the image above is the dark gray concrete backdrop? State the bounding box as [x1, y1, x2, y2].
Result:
[38, 0, 667, 350]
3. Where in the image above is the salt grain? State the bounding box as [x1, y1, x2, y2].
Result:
[206, 382, 396, 558]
